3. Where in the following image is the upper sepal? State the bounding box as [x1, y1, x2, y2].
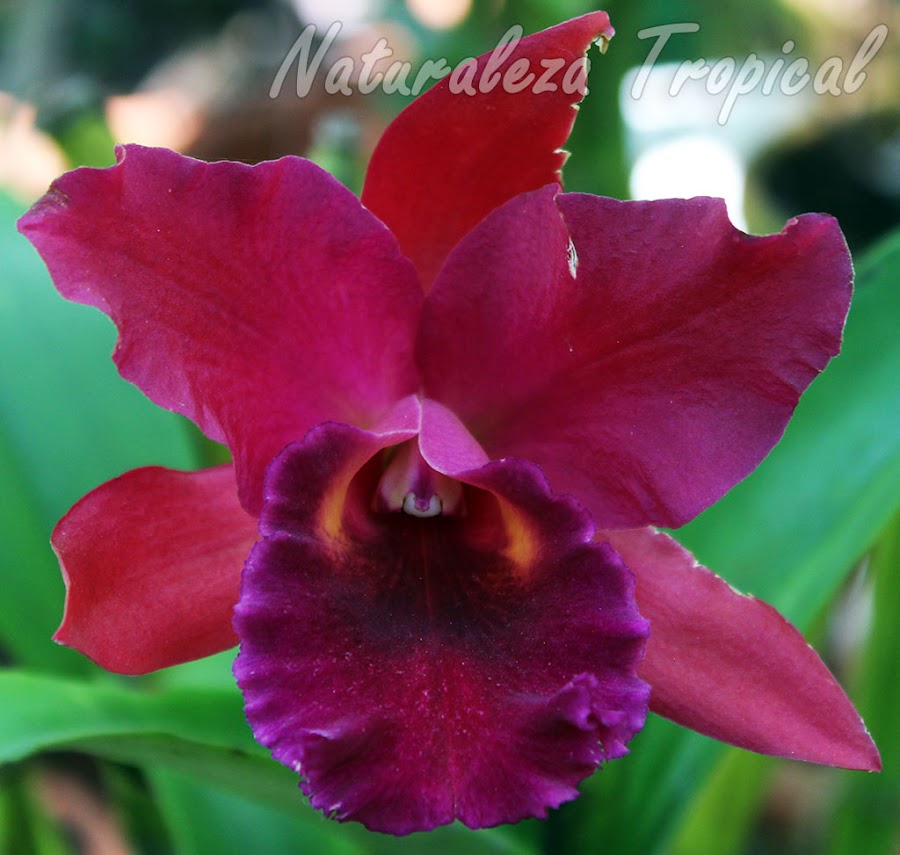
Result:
[361, 13, 613, 288]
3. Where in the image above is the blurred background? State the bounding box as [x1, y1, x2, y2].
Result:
[1, 1, 897, 853]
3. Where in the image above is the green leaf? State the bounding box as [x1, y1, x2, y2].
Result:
[149, 769, 363, 855]
[0, 193, 200, 671]
[71, 733, 301, 813]
[0, 672, 531, 854]
[0, 672, 256, 766]
[668, 750, 776, 855]
[0, 672, 341, 844]
[827, 517, 900, 855]
[0, 423, 71, 671]
[148, 766, 534, 855]
[539, 715, 727, 855]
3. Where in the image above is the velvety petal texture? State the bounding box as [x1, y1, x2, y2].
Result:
[18, 145, 423, 514]
[361, 12, 612, 287]
[53, 465, 258, 674]
[419, 186, 852, 529]
[234, 412, 649, 834]
[606, 528, 881, 772]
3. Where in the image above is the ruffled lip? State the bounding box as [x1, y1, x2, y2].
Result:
[234, 415, 649, 834]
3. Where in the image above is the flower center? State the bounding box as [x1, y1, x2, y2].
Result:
[374, 440, 463, 517]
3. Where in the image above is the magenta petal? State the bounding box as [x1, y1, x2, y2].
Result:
[606, 528, 880, 771]
[361, 13, 612, 288]
[53, 465, 258, 675]
[234, 419, 648, 834]
[18, 145, 423, 514]
[419, 186, 852, 528]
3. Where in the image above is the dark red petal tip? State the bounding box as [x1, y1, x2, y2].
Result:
[53, 465, 258, 675]
[362, 13, 613, 288]
[234, 419, 648, 834]
[607, 528, 881, 772]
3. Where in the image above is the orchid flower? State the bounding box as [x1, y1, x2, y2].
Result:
[18, 12, 879, 836]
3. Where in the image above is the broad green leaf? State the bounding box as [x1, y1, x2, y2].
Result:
[0, 673, 346, 846]
[827, 517, 900, 855]
[0, 672, 254, 766]
[0, 423, 73, 671]
[0, 672, 531, 854]
[668, 750, 775, 855]
[537, 715, 727, 855]
[677, 227, 900, 627]
[69, 733, 301, 814]
[149, 769, 363, 855]
[148, 767, 534, 855]
[154, 648, 241, 689]
[0, 193, 199, 671]
[0, 194, 198, 540]
[86, 741, 535, 853]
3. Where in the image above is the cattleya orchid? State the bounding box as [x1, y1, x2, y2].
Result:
[18, 12, 879, 836]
